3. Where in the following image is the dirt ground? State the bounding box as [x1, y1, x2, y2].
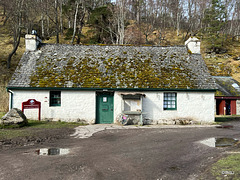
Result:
[0, 127, 75, 149]
[1, 123, 240, 180]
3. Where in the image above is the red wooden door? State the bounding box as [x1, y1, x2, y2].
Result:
[231, 100, 236, 115]
[218, 100, 225, 115]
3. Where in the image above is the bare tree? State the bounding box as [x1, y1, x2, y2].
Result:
[115, 0, 127, 44]
[5, 0, 26, 68]
[71, 1, 80, 44]
[71, 0, 89, 44]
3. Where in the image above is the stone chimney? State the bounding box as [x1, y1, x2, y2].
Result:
[185, 37, 201, 54]
[25, 31, 42, 51]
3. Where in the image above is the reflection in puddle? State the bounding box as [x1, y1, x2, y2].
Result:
[36, 148, 70, 155]
[200, 138, 239, 147]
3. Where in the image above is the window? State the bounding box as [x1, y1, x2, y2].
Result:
[122, 94, 143, 112]
[163, 93, 177, 110]
[50, 91, 61, 106]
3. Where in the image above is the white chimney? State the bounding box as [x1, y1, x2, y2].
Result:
[25, 34, 41, 51]
[185, 37, 201, 54]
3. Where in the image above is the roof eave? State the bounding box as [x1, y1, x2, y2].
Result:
[7, 86, 217, 92]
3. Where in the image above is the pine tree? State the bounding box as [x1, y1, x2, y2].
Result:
[202, 0, 227, 53]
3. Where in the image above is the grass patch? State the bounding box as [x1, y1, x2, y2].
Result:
[0, 129, 31, 139]
[26, 120, 83, 129]
[0, 112, 6, 118]
[211, 154, 240, 180]
[215, 116, 240, 122]
[0, 120, 83, 140]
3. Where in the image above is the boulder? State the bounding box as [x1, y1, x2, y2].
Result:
[174, 118, 193, 125]
[0, 108, 28, 126]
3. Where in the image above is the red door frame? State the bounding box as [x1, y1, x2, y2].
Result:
[215, 97, 239, 115]
[22, 99, 41, 121]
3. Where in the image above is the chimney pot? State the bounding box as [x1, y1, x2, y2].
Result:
[31, 30, 37, 35]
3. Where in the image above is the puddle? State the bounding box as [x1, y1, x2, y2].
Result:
[200, 138, 239, 147]
[36, 148, 70, 156]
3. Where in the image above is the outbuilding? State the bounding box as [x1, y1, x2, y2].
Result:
[214, 76, 240, 116]
[7, 35, 216, 124]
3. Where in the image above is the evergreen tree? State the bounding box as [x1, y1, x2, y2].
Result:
[88, 5, 115, 44]
[202, 0, 227, 53]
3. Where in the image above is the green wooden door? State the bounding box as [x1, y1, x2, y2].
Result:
[96, 94, 114, 124]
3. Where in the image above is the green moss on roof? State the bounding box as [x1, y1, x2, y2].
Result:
[30, 51, 196, 89]
[215, 90, 225, 96]
[8, 44, 216, 89]
[214, 77, 240, 96]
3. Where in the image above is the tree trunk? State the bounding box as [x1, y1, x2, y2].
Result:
[41, 14, 45, 38]
[68, 19, 71, 28]
[76, 13, 85, 44]
[55, 0, 59, 43]
[136, 0, 140, 24]
[7, 29, 21, 69]
[71, 2, 79, 44]
[60, 0, 63, 34]
[118, 0, 125, 44]
[176, 12, 180, 36]
[46, 0, 50, 37]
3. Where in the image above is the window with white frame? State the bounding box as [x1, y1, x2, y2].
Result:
[163, 93, 177, 110]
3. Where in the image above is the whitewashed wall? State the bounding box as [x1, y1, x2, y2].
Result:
[237, 100, 240, 115]
[11, 90, 96, 123]
[114, 91, 215, 124]
[143, 91, 214, 123]
[11, 90, 215, 124]
[114, 93, 123, 123]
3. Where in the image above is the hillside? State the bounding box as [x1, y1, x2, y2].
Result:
[1, 30, 240, 112]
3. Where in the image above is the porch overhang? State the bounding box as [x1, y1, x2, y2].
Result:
[119, 92, 146, 100]
[215, 96, 240, 100]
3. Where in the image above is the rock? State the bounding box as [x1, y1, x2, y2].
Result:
[0, 108, 28, 126]
[223, 55, 230, 59]
[143, 119, 152, 125]
[76, 118, 89, 124]
[174, 118, 193, 125]
[204, 55, 211, 59]
[233, 56, 240, 61]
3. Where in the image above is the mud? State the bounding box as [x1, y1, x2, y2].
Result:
[1, 122, 240, 179]
[0, 128, 74, 149]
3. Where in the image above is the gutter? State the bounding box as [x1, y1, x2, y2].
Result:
[7, 87, 217, 92]
[7, 89, 13, 110]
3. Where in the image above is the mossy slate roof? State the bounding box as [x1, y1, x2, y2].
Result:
[214, 76, 240, 96]
[8, 44, 216, 90]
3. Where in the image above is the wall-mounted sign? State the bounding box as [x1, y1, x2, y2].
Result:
[22, 99, 41, 121]
[103, 97, 107, 102]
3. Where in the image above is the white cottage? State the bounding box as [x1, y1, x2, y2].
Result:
[7, 35, 216, 124]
